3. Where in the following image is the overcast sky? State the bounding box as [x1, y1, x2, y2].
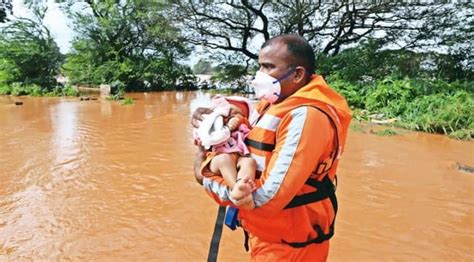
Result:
[9, 0, 204, 66]
[11, 0, 75, 53]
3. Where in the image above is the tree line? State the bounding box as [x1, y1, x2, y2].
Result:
[0, 0, 472, 138]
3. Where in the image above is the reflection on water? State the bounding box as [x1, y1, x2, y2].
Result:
[100, 100, 112, 117]
[0, 92, 473, 261]
[51, 102, 79, 169]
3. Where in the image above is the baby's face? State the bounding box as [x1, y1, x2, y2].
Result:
[229, 104, 245, 118]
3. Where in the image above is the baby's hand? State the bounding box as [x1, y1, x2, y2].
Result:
[227, 116, 242, 131]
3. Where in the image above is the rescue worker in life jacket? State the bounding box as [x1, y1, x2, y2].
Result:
[192, 34, 352, 262]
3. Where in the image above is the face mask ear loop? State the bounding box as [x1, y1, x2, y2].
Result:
[273, 67, 295, 84]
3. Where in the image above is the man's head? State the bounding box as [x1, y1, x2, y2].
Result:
[257, 34, 315, 103]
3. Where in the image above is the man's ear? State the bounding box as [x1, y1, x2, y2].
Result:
[293, 66, 306, 84]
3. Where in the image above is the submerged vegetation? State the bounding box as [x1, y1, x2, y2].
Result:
[371, 129, 399, 136]
[121, 97, 134, 105]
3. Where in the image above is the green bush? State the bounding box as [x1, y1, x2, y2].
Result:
[10, 83, 27, 96]
[365, 77, 419, 116]
[45, 85, 79, 97]
[326, 74, 367, 109]
[398, 91, 473, 137]
[409, 78, 473, 95]
[25, 84, 44, 97]
[327, 74, 473, 139]
[121, 97, 134, 105]
[109, 80, 125, 100]
[0, 82, 79, 97]
[61, 86, 79, 97]
[0, 84, 11, 95]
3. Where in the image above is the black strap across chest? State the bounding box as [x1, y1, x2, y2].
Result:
[284, 175, 337, 210]
[282, 175, 338, 247]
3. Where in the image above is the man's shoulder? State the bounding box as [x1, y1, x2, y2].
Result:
[284, 105, 332, 127]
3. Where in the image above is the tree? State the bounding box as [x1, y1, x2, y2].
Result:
[173, 1, 473, 60]
[192, 59, 213, 74]
[62, 0, 194, 91]
[0, 5, 63, 87]
[0, 0, 12, 23]
[212, 63, 250, 91]
[317, 39, 473, 83]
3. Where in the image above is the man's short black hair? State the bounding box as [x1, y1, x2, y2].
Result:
[261, 34, 315, 76]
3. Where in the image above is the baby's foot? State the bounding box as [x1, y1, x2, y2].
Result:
[231, 178, 257, 209]
[230, 178, 253, 200]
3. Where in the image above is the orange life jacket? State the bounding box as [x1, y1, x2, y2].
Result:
[239, 74, 352, 246]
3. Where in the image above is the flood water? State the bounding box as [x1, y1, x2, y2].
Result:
[0, 92, 473, 261]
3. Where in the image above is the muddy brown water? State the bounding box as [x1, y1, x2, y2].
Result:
[0, 92, 473, 261]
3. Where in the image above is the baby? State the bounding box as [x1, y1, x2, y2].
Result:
[194, 95, 256, 209]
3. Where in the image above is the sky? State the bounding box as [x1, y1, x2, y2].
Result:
[11, 0, 75, 54]
[9, 0, 202, 66]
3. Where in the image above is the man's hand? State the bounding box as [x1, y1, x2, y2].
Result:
[191, 107, 213, 185]
[191, 107, 213, 128]
[193, 146, 206, 185]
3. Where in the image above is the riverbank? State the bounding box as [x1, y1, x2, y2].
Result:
[351, 109, 473, 141]
[2, 76, 474, 141]
[0, 83, 79, 97]
[329, 76, 473, 140]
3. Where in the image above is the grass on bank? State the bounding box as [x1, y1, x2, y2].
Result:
[0, 83, 79, 97]
[0, 82, 135, 105]
[329, 76, 473, 140]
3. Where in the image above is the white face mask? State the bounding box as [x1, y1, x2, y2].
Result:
[250, 69, 294, 103]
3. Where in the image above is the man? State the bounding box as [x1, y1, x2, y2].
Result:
[192, 34, 351, 261]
